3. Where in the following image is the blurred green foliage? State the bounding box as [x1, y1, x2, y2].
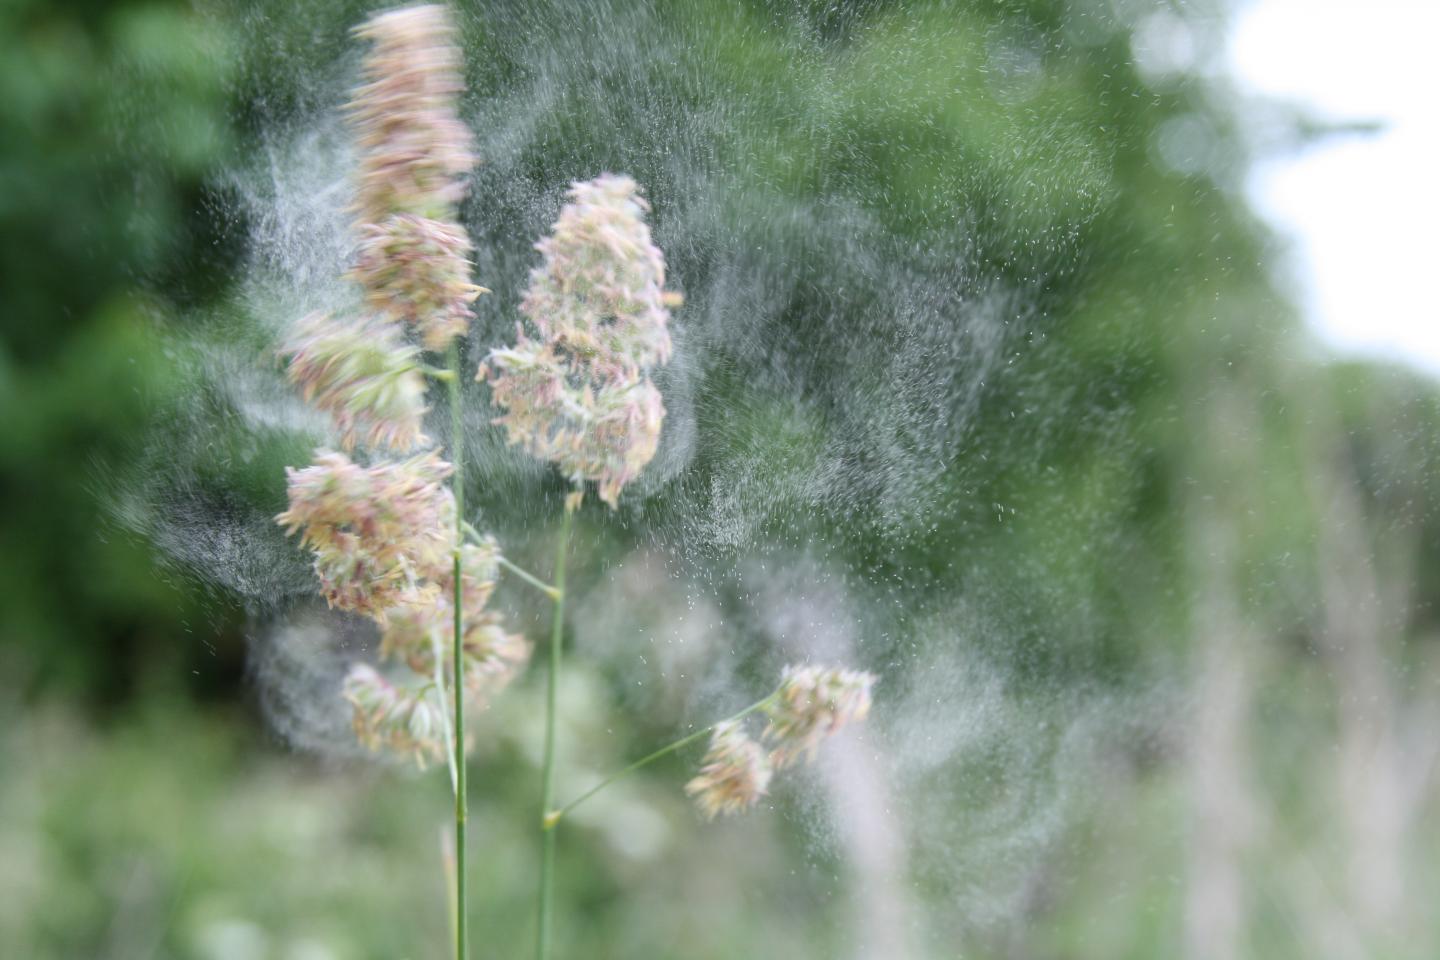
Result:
[3, 0, 1439, 958]
[0, 0, 242, 698]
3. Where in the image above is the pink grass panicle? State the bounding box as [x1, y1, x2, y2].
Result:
[762, 665, 877, 769]
[352, 214, 488, 350]
[279, 5, 482, 451]
[479, 174, 680, 507]
[276, 6, 530, 778]
[684, 720, 773, 820]
[519, 174, 676, 377]
[342, 663, 449, 768]
[347, 4, 480, 352]
[681, 665, 875, 820]
[279, 311, 429, 452]
[349, 4, 473, 225]
[482, 341, 664, 506]
[275, 449, 455, 620]
[378, 537, 532, 705]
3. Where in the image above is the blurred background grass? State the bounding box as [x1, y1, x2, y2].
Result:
[2, 0, 1438, 958]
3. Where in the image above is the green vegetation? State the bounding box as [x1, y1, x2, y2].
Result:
[3, 0, 1437, 957]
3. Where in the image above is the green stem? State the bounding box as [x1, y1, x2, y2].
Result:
[545, 694, 777, 829]
[461, 522, 560, 598]
[441, 827, 459, 960]
[447, 342, 468, 960]
[536, 500, 574, 960]
[499, 556, 561, 600]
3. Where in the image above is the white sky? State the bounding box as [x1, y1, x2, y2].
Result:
[1226, 0, 1440, 373]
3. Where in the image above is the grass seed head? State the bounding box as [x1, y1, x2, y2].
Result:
[762, 665, 877, 769]
[685, 720, 773, 820]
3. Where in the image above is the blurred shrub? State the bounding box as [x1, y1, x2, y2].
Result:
[0, 0, 242, 699]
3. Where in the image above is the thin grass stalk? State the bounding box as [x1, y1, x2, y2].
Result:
[545, 695, 777, 827]
[536, 500, 574, 960]
[441, 827, 459, 960]
[448, 341, 468, 960]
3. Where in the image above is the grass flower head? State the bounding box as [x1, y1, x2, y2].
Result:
[352, 214, 486, 350]
[684, 720, 773, 820]
[520, 174, 676, 376]
[762, 665, 876, 769]
[349, 4, 472, 224]
[275, 449, 455, 620]
[342, 663, 449, 768]
[279, 310, 428, 451]
[481, 174, 679, 506]
[347, 4, 479, 351]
